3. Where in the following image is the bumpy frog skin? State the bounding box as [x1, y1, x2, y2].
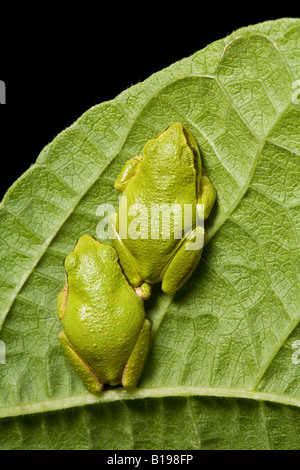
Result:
[109, 123, 216, 298]
[57, 235, 150, 394]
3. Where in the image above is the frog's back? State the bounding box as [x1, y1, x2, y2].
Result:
[62, 239, 145, 385]
[121, 154, 198, 284]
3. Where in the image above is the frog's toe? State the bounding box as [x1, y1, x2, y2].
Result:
[134, 282, 152, 300]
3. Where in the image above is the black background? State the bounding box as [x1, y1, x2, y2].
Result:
[1, 8, 299, 200]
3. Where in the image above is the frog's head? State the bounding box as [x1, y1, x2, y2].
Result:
[143, 123, 202, 176]
[64, 235, 118, 287]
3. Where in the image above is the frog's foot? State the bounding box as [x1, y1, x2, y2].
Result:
[161, 225, 205, 296]
[134, 282, 152, 300]
[59, 332, 103, 394]
[122, 319, 151, 390]
[109, 212, 143, 288]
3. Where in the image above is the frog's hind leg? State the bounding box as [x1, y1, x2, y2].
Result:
[59, 332, 103, 394]
[161, 225, 205, 296]
[199, 170, 216, 220]
[122, 319, 151, 390]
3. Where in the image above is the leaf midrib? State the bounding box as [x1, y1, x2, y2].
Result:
[1, 385, 300, 419]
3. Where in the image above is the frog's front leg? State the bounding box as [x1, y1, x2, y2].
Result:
[57, 284, 68, 320]
[122, 318, 151, 389]
[109, 212, 152, 299]
[161, 225, 205, 296]
[59, 332, 103, 394]
[199, 170, 216, 220]
[114, 155, 142, 192]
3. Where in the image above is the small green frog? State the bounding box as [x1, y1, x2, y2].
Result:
[109, 123, 216, 298]
[57, 235, 150, 394]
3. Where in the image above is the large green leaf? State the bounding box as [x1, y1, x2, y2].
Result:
[0, 18, 300, 450]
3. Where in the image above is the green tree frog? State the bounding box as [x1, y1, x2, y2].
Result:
[57, 235, 150, 394]
[109, 123, 216, 298]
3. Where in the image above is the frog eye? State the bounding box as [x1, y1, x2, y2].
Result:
[64, 252, 78, 272]
[191, 147, 198, 158]
[190, 146, 200, 174]
[144, 140, 158, 155]
[191, 146, 199, 162]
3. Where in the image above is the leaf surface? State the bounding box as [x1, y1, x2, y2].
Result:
[0, 18, 300, 449]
